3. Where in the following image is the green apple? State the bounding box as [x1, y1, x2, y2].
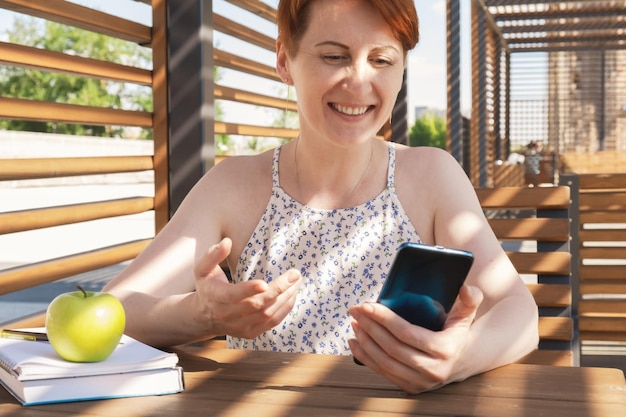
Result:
[45, 286, 126, 362]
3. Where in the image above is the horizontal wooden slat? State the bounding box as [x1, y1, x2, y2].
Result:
[517, 349, 573, 366]
[215, 85, 298, 111]
[580, 330, 626, 342]
[225, 0, 277, 22]
[215, 121, 298, 139]
[506, 251, 571, 275]
[213, 14, 275, 52]
[475, 186, 570, 210]
[580, 299, 626, 317]
[538, 317, 573, 341]
[214, 48, 280, 82]
[579, 317, 626, 333]
[527, 284, 571, 308]
[0, 0, 151, 45]
[579, 229, 626, 242]
[0, 156, 154, 181]
[580, 265, 626, 280]
[580, 210, 626, 223]
[0, 239, 151, 296]
[580, 282, 626, 295]
[579, 192, 626, 211]
[580, 247, 626, 260]
[1, 313, 46, 329]
[488, 217, 570, 241]
[0, 42, 152, 85]
[578, 173, 626, 189]
[561, 153, 626, 175]
[0, 97, 152, 127]
[0, 197, 154, 235]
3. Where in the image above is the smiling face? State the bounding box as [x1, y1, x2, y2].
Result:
[276, 0, 405, 148]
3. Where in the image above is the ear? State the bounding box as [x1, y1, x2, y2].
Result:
[276, 38, 292, 85]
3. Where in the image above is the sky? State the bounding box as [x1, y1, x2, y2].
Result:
[0, 0, 471, 125]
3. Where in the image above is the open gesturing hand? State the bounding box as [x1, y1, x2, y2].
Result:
[192, 238, 302, 339]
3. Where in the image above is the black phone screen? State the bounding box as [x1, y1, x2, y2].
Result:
[377, 242, 474, 331]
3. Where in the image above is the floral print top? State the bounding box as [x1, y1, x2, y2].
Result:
[228, 143, 421, 355]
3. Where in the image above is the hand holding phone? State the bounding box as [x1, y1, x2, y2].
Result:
[352, 242, 473, 366]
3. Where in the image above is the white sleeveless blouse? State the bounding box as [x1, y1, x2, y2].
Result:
[228, 143, 421, 354]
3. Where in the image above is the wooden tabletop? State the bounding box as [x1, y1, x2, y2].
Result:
[1, 341, 624, 416]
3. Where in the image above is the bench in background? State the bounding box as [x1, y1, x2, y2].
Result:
[562, 173, 626, 345]
[476, 186, 578, 366]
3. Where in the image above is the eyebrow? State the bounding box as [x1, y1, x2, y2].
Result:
[315, 41, 349, 49]
[314, 41, 400, 54]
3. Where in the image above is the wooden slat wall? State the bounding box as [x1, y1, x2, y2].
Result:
[573, 174, 626, 342]
[0, 1, 168, 325]
[214, 1, 298, 143]
[475, 186, 578, 366]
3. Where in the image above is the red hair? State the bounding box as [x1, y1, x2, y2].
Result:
[277, 0, 419, 56]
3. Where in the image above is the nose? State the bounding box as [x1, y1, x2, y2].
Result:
[341, 59, 373, 95]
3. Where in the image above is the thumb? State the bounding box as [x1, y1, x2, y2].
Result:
[194, 238, 232, 280]
[444, 285, 483, 330]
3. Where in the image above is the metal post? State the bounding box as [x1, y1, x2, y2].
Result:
[391, 70, 409, 145]
[166, 0, 214, 216]
[446, 0, 464, 169]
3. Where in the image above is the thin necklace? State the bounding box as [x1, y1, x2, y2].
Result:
[293, 137, 374, 207]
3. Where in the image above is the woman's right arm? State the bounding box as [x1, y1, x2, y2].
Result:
[103, 160, 301, 347]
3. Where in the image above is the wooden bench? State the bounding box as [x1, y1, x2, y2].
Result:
[475, 185, 578, 366]
[561, 173, 626, 343]
[560, 151, 626, 174]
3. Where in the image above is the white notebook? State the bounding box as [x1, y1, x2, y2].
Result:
[0, 329, 184, 406]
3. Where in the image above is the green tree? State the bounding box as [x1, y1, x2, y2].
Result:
[0, 17, 152, 138]
[409, 114, 446, 149]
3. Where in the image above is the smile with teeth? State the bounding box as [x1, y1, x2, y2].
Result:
[331, 103, 371, 116]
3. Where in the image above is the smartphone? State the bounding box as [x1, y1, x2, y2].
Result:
[377, 242, 474, 331]
[353, 242, 473, 365]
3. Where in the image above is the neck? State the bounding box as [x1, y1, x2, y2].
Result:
[293, 138, 375, 208]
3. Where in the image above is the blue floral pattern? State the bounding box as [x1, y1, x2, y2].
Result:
[228, 143, 421, 355]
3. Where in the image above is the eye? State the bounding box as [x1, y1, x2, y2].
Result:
[370, 56, 394, 67]
[322, 54, 349, 64]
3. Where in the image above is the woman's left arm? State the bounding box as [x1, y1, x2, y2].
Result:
[349, 147, 539, 393]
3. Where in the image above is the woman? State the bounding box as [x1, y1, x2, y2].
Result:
[104, 0, 538, 393]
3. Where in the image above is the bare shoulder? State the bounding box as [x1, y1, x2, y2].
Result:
[394, 145, 468, 185]
[196, 149, 274, 198]
[174, 149, 275, 231]
[392, 145, 479, 243]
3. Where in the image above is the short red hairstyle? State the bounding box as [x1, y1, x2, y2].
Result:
[277, 0, 419, 57]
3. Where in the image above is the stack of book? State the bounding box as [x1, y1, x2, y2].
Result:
[0, 329, 184, 406]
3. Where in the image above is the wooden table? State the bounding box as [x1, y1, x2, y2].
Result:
[0, 341, 624, 416]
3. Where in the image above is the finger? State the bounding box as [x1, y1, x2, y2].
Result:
[267, 269, 301, 297]
[350, 319, 429, 393]
[219, 269, 300, 319]
[194, 238, 232, 279]
[195, 239, 268, 305]
[350, 303, 421, 363]
[350, 302, 430, 349]
[221, 272, 301, 338]
[444, 285, 483, 330]
[241, 270, 301, 317]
